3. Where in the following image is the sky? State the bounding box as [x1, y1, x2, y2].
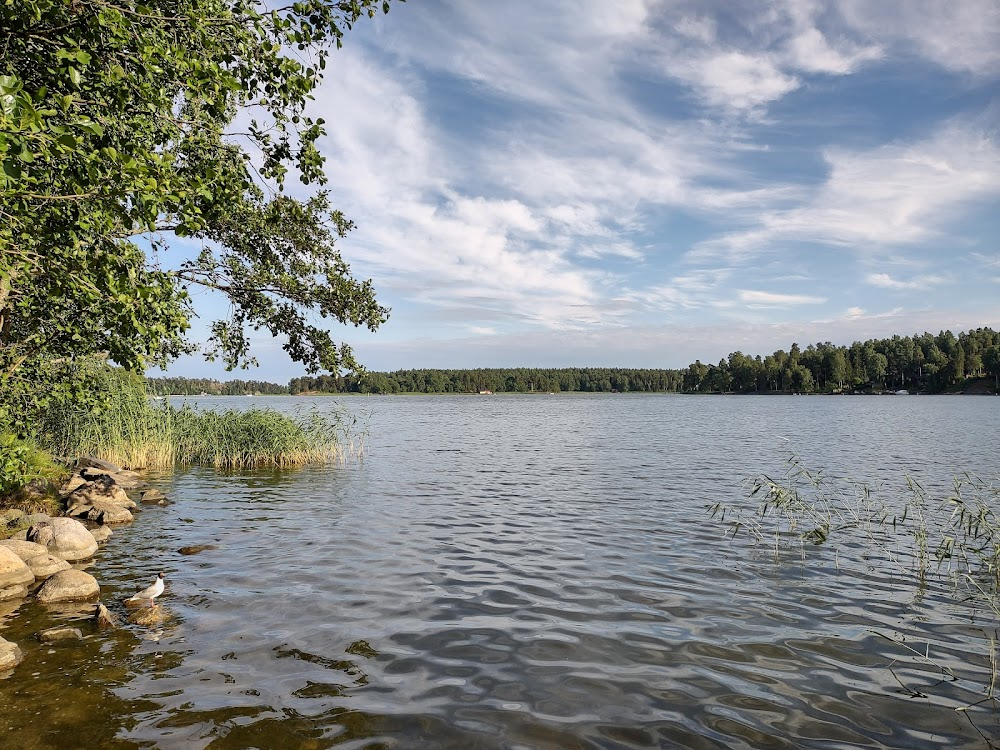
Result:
[160, 0, 1000, 382]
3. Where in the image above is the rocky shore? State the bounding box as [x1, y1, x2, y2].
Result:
[0, 457, 169, 673]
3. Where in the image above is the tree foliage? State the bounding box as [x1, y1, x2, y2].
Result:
[1, 0, 394, 402]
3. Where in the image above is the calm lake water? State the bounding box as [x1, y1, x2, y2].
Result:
[2, 394, 1000, 749]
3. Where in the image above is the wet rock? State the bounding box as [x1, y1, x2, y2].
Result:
[26, 554, 71, 580]
[76, 456, 121, 473]
[177, 545, 217, 555]
[0, 585, 28, 602]
[127, 605, 169, 626]
[94, 602, 119, 630]
[38, 626, 83, 643]
[31, 517, 98, 562]
[0, 636, 23, 670]
[0, 546, 35, 588]
[35, 569, 100, 603]
[0, 539, 48, 563]
[89, 525, 113, 543]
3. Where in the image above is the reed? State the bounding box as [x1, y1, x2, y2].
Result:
[32, 365, 355, 470]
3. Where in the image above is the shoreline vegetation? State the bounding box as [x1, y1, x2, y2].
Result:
[148, 326, 1000, 397]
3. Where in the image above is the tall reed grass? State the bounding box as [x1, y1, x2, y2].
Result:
[33, 365, 357, 470]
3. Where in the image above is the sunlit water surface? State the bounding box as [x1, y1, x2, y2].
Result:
[2, 394, 999, 749]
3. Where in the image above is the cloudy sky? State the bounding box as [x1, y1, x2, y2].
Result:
[165, 0, 1000, 380]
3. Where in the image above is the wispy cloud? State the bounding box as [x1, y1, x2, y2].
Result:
[865, 273, 946, 290]
[738, 289, 827, 306]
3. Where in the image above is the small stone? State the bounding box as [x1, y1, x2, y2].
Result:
[139, 488, 168, 504]
[35, 569, 100, 603]
[0, 585, 28, 602]
[0, 546, 35, 588]
[0, 636, 23, 670]
[177, 545, 217, 555]
[94, 602, 119, 630]
[76, 456, 121, 473]
[38, 626, 83, 643]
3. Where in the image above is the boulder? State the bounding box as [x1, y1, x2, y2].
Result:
[94, 602, 119, 630]
[66, 479, 136, 510]
[89, 525, 113, 543]
[27, 554, 71, 579]
[0, 546, 34, 588]
[38, 626, 84, 643]
[35, 569, 100, 603]
[0, 539, 49, 563]
[81, 468, 148, 490]
[59, 473, 88, 496]
[0, 636, 23, 670]
[76, 456, 121, 473]
[26, 522, 54, 547]
[30, 517, 97, 562]
[0, 585, 28, 602]
[85, 502, 133, 525]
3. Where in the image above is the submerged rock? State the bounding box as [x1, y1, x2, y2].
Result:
[0, 546, 34, 589]
[30, 517, 98, 562]
[177, 545, 217, 555]
[0, 636, 23, 670]
[139, 488, 168, 504]
[38, 626, 83, 643]
[35, 569, 100, 603]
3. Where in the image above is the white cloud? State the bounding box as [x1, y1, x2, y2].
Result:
[866, 273, 945, 290]
[737, 289, 827, 306]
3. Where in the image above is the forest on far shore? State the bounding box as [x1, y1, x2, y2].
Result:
[148, 327, 1000, 396]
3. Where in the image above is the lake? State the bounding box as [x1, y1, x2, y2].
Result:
[2, 394, 999, 749]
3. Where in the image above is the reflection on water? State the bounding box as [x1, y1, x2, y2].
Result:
[1, 394, 999, 749]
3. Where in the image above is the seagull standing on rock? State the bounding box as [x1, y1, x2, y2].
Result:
[129, 572, 165, 607]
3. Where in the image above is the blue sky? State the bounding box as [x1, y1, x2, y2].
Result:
[161, 0, 1000, 381]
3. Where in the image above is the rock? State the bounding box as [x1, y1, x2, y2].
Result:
[8, 530, 27, 541]
[26, 554, 71, 579]
[89, 525, 113, 543]
[0, 539, 49, 563]
[26, 522, 54, 547]
[128, 605, 169, 626]
[38, 626, 83, 643]
[12, 478, 58, 504]
[0, 508, 25, 525]
[83, 501, 133, 525]
[31, 517, 98, 562]
[22, 512, 52, 526]
[0, 636, 23, 670]
[0, 585, 28, 602]
[0, 546, 35, 588]
[76, 456, 121, 473]
[59, 473, 88, 496]
[178, 545, 217, 555]
[35, 569, 100, 603]
[139, 488, 169, 504]
[94, 602, 119, 630]
[81, 468, 148, 490]
[67, 479, 136, 510]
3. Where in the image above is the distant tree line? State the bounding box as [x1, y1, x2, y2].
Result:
[146, 377, 289, 396]
[287, 327, 1000, 395]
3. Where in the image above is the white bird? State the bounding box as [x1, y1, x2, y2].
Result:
[129, 572, 165, 607]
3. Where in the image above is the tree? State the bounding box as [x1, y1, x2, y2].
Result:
[984, 345, 1000, 390]
[1, 0, 397, 395]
